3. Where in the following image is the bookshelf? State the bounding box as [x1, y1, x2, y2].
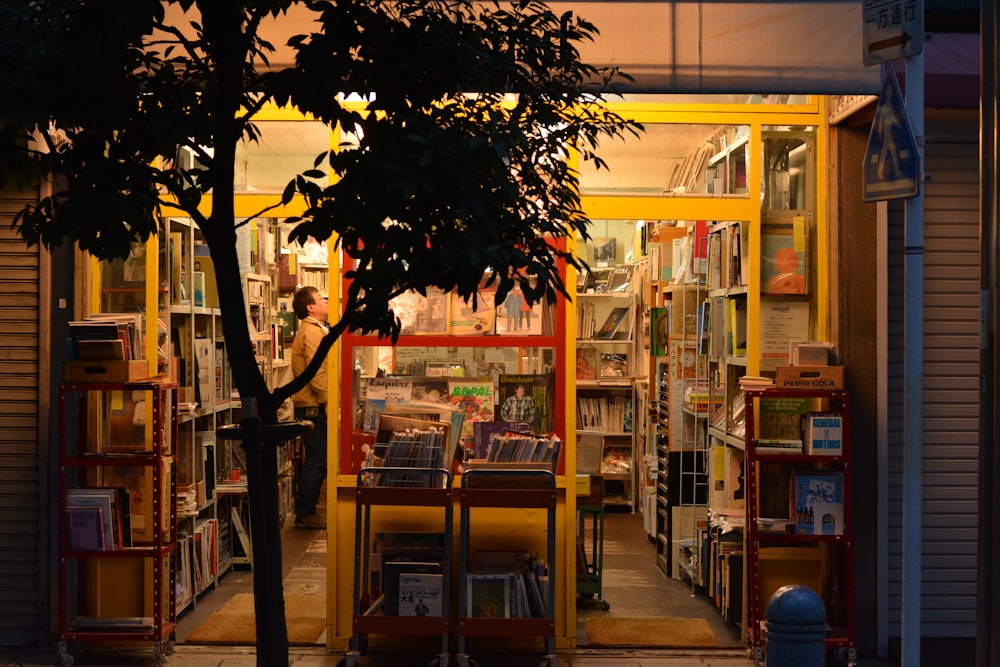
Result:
[56, 379, 178, 666]
[744, 389, 856, 665]
[575, 289, 639, 509]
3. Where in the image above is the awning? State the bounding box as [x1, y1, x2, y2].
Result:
[220, 2, 886, 96]
[548, 1, 882, 95]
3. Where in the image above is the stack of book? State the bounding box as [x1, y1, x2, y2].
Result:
[739, 375, 774, 391]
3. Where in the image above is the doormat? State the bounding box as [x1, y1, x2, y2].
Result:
[185, 593, 326, 645]
[584, 617, 716, 648]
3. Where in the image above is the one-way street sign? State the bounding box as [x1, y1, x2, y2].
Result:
[863, 67, 920, 202]
[863, 0, 923, 66]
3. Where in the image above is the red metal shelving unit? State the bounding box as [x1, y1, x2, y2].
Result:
[57, 380, 178, 667]
[744, 388, 856, 667]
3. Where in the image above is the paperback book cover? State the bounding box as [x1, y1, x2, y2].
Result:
[595, 307, 630, 340]
[398, 572, 444, 617]
[384, 561, 442, 616]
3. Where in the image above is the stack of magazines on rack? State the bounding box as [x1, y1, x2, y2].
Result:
[474, 431, 562, 470]
[362, 426, 450, 488]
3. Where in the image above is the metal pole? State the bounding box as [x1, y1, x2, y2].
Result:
[900, 53, 925, 667]
[976, 2, 1000, 664]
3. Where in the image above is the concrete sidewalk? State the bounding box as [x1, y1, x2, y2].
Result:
[1, 645, 757, 667]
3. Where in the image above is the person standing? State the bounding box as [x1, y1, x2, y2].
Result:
[291, 286, 329, 529]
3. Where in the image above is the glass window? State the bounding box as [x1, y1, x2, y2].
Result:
[579, 124, 750, 197]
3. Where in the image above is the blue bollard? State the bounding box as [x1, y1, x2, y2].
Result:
[765, 584, 827, 666]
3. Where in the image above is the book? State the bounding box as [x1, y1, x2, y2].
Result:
[495, 284, 544, 336]
[65, 505, 106, 551]
[803, 412, 843, 455]
[398, 572, 444, 617]
[651, 307, 670, 357]
[498, 373, 551, 434]
[447, 378, 495, 447]
[604, 264, 635, 293]
[792, 472, 844, 535]
[595, 307, 629, 339]
[449, 281, 497, 335]
[758, 397, 810, 441]
[65, 488, 118, 549]
[575, 347, 598, 381]
[755, 438, 804, 454]
[600, 353, 629, 378]
[589, 267, 613, 293]
[384, 561, 442, 616]
[592, 237, 617, 267]
[467, 573, 510, 618]
[761, 218, 808, 295]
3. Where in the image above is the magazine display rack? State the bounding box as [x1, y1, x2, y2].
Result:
[744, 388, 855, 666]
[57, 380, 178, 666]
[346, 466, 454, 667]
[457, 469, 558, 667]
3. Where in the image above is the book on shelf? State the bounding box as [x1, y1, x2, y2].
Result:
[466, 572, 511, 618]
[589, 267, 613, 293]
[65, 505, 106, 551]
[575, 347, 598, 381]
[383, 561, 442, 616]
[576, 266, 592, 293]
[449, 282, 497, 335]
[498, 373, 551, 434]
[651, 306, 670, 357]
[359, 377, 415, 434]
[755, 438, 804, 453]
[599, 353, 629, 378]
[495, 285, 543, 336]
[792, 471, 844, 535]
[397, 572, 444, 617]
[761, 218, 808, 295]
[803, 412, 843, 455]
[758, 396, 810, 441]
[447, 377, 495, 448]
[592, 237, 617, 268]
[65, 487, 121, 549]
[595, 307, 629, 340]
[604, 264, 635, 293]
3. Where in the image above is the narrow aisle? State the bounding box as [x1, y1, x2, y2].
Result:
[579, 511, 743, 649]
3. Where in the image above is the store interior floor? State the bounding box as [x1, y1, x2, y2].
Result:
[175, 497, 743, 651]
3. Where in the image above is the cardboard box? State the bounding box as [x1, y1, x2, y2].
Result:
[64, 360, 149, 383]
[577, 474, 604, 505]
[775, 365, 845, 390]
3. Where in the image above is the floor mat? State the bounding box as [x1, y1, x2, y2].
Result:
[184, 593, 325, 645]
[583, 616, 717, 648]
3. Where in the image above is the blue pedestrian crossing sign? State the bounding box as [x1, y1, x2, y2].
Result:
[863, 66, 920, 202]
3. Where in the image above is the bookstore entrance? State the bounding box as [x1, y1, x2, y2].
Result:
[168, 97, 833, 654]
